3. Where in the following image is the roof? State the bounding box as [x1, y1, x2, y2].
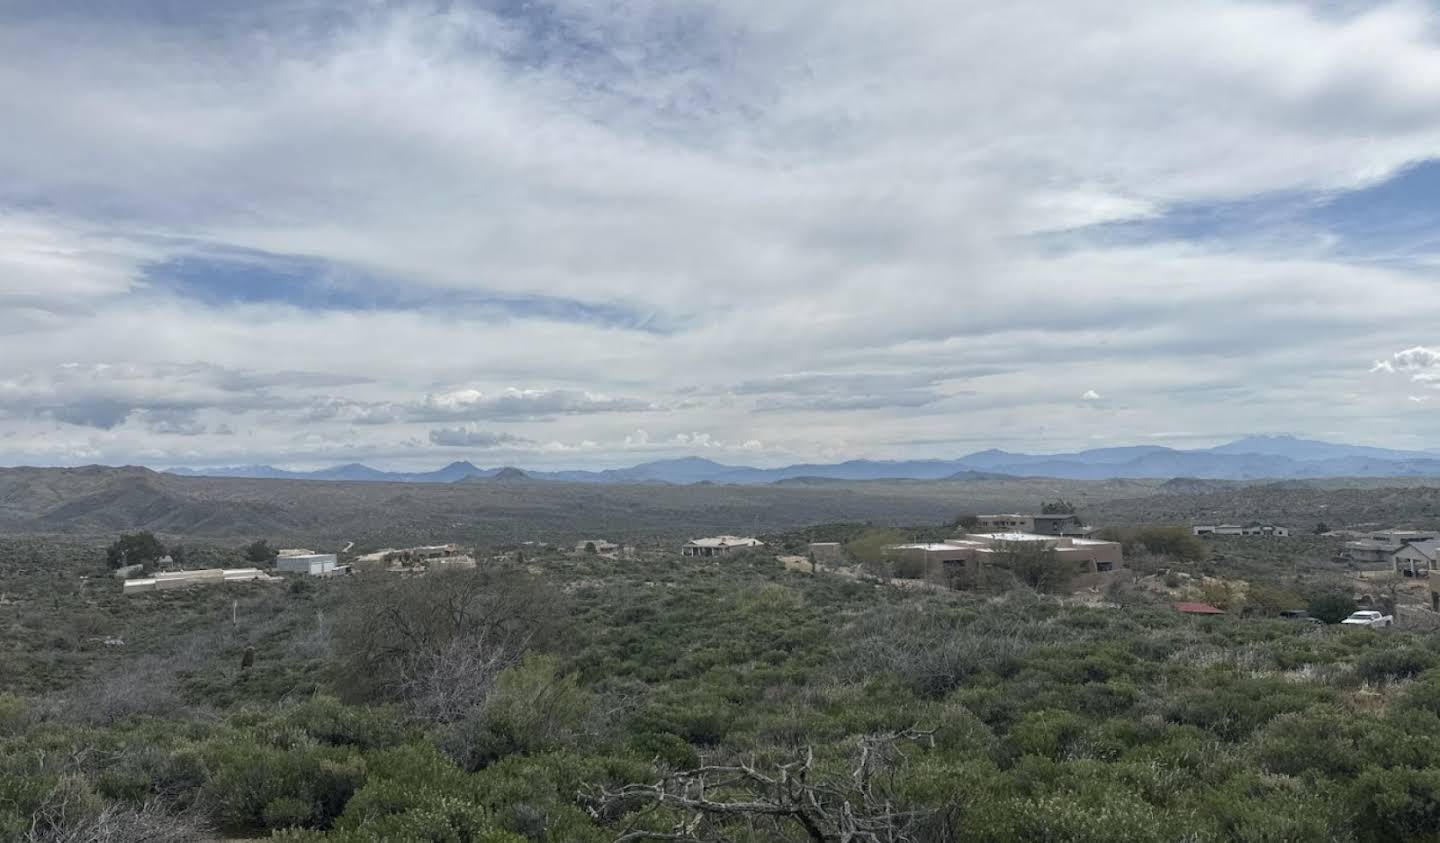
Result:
[1174, 602, 1226, 615]
[685, 536, 764, 548]
[1398, 540, 1440, 560]
[888, 542, 975, 552]
[972, 531, 1060, 543]
[1346, 540, 1402, 551]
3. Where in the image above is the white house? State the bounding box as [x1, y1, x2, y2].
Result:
[682, 536, 764, 558]
[275, 553, 341, 576]
[1194, 524, 1290, 537]
[123, 567, 277, 594]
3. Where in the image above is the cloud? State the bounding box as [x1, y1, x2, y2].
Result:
[418, 388, 654, 421]
[0, 362, 348, 429]
[427, 427, 531, 448]
[6, 2, 1440, 466]
[1374, 347, 1440, 394]
[1376, 346, 1440, 373]
[142, 408, 207, 436]
[1081, 390, 1101, 401]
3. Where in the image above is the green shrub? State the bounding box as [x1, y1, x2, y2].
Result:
[264, 796, 314, 829]
[1349, 766, 1440, 842]
[441, 655, 594, 771]
[0, 694, 30, 737]
[203, 740, 364, 831]
[1308, 593, 1357, 625]
[1355, 648, 1436, 684]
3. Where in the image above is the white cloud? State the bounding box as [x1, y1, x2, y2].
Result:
[419, 388, 654, 421]
[426, 427, 531, 448]
[1081, 390, 1102, 401]
[1381, 346, 1440, 372]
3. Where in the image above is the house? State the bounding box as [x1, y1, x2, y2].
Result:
[886, 531, 1124, 589]
[975, 514, 1094, 537]
[682, 536, 765, 558]
[1194, 525, 1244, 536]
[425, 555, 476, 571]
[366, 544, 474, 571]
[123, 567, 278, 594]
[808, 542, 844, 565]
[1194, 524, 1290, 537]
[575, 540, 621, 556]
[1343, 530, 1440, 565]
[1394, 541, 1440, 577]
[275, 553, 341, 576]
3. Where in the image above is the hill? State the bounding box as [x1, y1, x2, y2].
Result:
[0, 466, 1170, 544]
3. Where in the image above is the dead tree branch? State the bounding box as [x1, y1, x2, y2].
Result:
[584, 729, 936, 843]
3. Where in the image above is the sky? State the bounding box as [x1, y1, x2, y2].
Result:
[5, 0, 1440, 470]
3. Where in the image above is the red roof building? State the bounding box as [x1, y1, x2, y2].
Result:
[1174, 602, 1226, 615]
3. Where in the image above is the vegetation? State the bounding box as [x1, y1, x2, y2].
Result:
[247, 539, 279, 565]
[1097, 525, 1208, 562]
[7, 525, 1440, 842]
[1309, 592, 1359, 624]
[994, 540, 1073, 593]
[104, 531, 166, 569]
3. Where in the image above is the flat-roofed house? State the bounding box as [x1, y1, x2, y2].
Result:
[275, 553, 340, 576]
[1194, 524, 1291, 537]
[123, 567, 277, 594]
[575, 540, 621, 556]
[886, 531, 1124, 590]
[682, 536, 764, 558]
[975, 514, 1093, 537]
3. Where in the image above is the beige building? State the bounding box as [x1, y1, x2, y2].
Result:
[975, 514, 1094, 537]
[682, 536, 765, 558]
[1193, 525, 1291, 537]
[123, 568, 278, 595]
[575, 539, 621, 556]
[887, 531, 1124, 589]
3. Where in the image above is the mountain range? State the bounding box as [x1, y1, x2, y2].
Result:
[163, 435, 1440, 484]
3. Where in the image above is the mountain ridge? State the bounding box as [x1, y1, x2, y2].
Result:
[155, 435, 1440, 484]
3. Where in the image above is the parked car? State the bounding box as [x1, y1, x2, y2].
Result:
[1341, 610, 1393, 628]
[1279, 610, 1323, 624]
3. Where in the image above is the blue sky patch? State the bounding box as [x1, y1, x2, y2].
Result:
[141, 247, 672, 333]
[1049, 158, 1440, 268]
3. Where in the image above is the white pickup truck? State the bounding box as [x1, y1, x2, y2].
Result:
[1341, 610, 1394, 628]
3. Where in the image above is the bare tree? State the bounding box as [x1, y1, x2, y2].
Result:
[584, 729, 936, 843]
[25, 787, 208, 843]
[330, 565, 558, 717]
[398, 628, 531, 723]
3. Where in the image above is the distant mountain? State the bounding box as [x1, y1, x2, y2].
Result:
[1205, 435, 1430, 462]
[161, 435, 1440, 484]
